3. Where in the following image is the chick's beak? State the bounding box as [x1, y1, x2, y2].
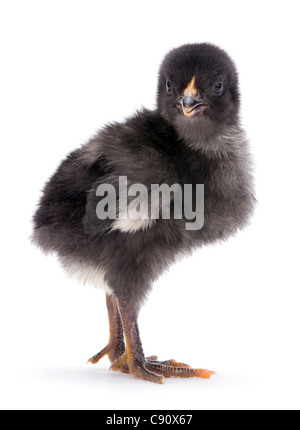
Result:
[179, 96, 209, 117]
[177, 76, 209, 117]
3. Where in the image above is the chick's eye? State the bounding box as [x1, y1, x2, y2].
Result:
[213, 82, 223, 95]
[166, 80, 171, 92]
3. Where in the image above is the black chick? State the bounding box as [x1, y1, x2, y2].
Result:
[32, 43, 255, 384]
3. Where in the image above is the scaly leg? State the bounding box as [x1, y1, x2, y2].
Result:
[110, 304, 215, 384]
[87, 294, 157, 371]
[88, 294, 125, 364]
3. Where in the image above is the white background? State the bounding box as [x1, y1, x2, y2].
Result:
[1, 0, 299, 410]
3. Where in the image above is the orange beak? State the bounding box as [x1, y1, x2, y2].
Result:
[178, 76, 209, 117]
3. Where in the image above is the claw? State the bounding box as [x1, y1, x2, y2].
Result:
[194, 369, 216, 379]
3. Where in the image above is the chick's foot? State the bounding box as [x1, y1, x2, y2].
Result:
[110, 349, 164, 384]
[113, 304, 216, 383]
[110, 350, 215, 383]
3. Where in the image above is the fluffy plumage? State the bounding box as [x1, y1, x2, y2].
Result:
[32, 43, 255, 382]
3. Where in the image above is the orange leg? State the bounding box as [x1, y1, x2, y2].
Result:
[88, 295, 215, 383]
[111, 304, 215, 383]
[88, 294, 125, 365]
